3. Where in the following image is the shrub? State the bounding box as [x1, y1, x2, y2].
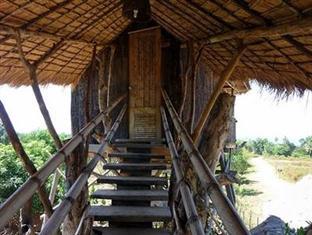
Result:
[232, 148, 251, 175]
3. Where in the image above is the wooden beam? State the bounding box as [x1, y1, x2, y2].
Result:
[15, 31, 63, 149]
[208, 0, 251, 26]
[281, 0, 301, 15]
[186, 0, 235, 30]
[192, 45, 247, 145]
[231, 0, 271, 26]
[0, 101, 53, 217]
[199, 15, 312, 44]
[0, 23, 97, 45]
[0, 0, 75, 44]
[34, 40, 65, 68]
[282, 35, 312, 59]
[22, 0, 75, 29]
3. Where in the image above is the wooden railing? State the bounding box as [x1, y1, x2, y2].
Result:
[160, 107, 205, 235]
[161, 89, 250, 235]
[0, 95, 126, 230]
[40, 104, 127, 235]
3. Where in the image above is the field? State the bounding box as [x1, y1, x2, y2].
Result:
[266, 156, 312, 182]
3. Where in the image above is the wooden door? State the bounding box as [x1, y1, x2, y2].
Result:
[129, 27, 161, 139]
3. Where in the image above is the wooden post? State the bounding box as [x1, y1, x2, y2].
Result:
[192, 46, 246, 145]
[0, 101, 53, 216]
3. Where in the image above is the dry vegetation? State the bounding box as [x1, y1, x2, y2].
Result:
[266, 157, 312, 182]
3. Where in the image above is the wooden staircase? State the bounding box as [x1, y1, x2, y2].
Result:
[88, 139, 171, 235]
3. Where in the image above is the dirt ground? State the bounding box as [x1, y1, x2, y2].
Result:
[237, 157, 312, 229]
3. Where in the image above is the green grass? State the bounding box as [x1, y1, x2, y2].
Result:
[265, 156, 312, 182]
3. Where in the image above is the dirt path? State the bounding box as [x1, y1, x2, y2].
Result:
[248, 157, 312, 228]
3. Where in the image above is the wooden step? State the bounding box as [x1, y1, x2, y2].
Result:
[97, 176, 167, 186]
[91, 189, 168, 201]
[114, 138, 166, 144]
[92, 227, 170, 235]
[111, 143, 165, 149]
[108, 152, 165, 160]
[88, 206, 172, 222]
[103, 163, 167, 171]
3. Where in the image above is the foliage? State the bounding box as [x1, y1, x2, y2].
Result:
[231, 147, 252, 175]
[299, 136, 312, 157]
[285, 223, 305, 235]
[245, 136, 311, 157]
[0, 121, 8, 144]
[0, 130, 69, 213]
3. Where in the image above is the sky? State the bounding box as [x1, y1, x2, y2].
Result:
[0, 83, 311, 144]
[0, 85, 71, 134]
[235, 83, 312, 144]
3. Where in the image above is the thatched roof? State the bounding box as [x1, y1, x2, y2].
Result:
[0, 0, 311, 94]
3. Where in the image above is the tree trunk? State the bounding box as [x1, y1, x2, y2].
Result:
[198, 93, 235, 173]
[20, 199, 34, 234]
[183, 93, 235, 228]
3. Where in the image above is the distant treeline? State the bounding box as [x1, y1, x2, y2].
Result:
[240, 137, 312, 157]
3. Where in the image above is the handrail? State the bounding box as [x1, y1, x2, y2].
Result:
[160, 107, 205, 235]
[40, 104, 127, 235]
[161, 89, 250, 235]
[0, 94, 126, 229]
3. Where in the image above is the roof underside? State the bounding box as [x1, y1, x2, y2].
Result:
[0, 0, 312, 95]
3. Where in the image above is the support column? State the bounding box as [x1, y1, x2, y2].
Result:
[192, 45, 246, 145]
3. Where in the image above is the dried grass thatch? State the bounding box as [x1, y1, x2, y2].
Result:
[0, 0, 311, 94]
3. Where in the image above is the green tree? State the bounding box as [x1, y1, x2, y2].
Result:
[250, 138, 273, 155]
[300, 136, 312, 157]
[0, 130, 69, 213]
[273, 137, 296, 156]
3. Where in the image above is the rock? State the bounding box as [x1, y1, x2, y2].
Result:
[251, 215, 295, 235]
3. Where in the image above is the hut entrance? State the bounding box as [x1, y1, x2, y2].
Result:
[128, 27, 162, 139]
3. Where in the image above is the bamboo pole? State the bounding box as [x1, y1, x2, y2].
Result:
[160, 107, 205, 235]
[0, 23, 97, 46]
[15, 31, 63, 149]
[106, 45, 116, 108]
[162, 90, 250, 235]
[0, 95, 126, 229]
[192, 46, 246, 145]
[199, 15, 312, 44]
[40, 104, 127, 235]
[0, 101, 53, 217]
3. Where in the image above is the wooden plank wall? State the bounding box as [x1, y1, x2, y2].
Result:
[129, 27, 161, 139]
